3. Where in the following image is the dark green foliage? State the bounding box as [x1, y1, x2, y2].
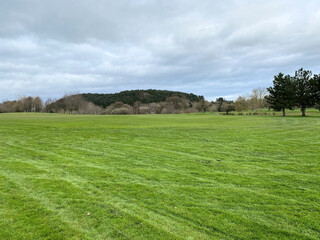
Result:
[267, 68, 320, 116]
[81, 89, 202, 107]
[215, 97, 225, 112]
[215, 97, 235, 112]
[267, 73, 296, 116]
[311, 74, 320, 105]
[293, 68, 314, 116]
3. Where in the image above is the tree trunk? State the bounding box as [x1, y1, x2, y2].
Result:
[301, 107, 306, 116]
[282, 108, 286, 117]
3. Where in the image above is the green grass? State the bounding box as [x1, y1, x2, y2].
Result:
[0, 112, 319, 240]
[231, 108, 320, 115]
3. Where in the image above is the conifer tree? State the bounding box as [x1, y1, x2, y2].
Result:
[267, 73, 296, 116]
[293, 68, 314, 116]
[311, 74, 320, 109]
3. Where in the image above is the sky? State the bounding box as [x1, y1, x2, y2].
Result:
[1, 0, 320, 101]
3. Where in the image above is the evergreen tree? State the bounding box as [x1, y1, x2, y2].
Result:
[311, 74, 320, 108]
[293, 68, 313, 116]
[267, 73, 296, 116]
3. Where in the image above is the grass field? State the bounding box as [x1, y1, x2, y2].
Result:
[0, 112, 319, 239]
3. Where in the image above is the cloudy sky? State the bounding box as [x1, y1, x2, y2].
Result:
[1, 0, 320, 101]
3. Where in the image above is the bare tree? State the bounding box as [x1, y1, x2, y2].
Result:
[0, 101, 18, 113]
[32, 97, 43, 112]
[235, 96, 248, 112]
[257, 88, 267, 110]
[165, 96, 188, 110]
[44, 98, 55, 112]
[139, 106, 150, 114]
[249, 89, 259, 111]
[196, 98, 209, 112]
[64, 94, 84, 113]
[149, 103, 161, 114]
[79, 102, 103, 115]
[160, 101, 174, 114]
[220, 102, 235, 114]
[133, 101, 141, 114]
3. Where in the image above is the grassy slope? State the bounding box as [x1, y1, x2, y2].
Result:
[0, 113, 319, 240]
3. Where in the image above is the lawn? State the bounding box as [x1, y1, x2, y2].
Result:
[0, 112, 319, 239]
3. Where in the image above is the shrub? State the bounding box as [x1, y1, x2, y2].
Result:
[149, 103, 161, 114]
[139, 106, 150, 114]
[111, 107, 131, 115]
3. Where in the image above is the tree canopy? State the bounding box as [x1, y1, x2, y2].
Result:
[267, 68, 320, 116]
[267, 73, 296, 116]
[81, 89, 202, 108]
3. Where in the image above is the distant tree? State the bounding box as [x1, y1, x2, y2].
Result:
[248, 88, 268, 112]
[0, 100, 18, 113]
[208, 102, 219, 112]
[160, 101, 175, 114]
[111, 107, 131, 115]
[220, 102, 235, 114]
[64, 94, 84, 113]
[139, 106, 150, 114]
[215, 97, 225, 112]
[22, 96, 33, 112]
[293, 68, 314, 116]
[32, 97, 43, 112]
[133, 101, 141, 114]
[57, 99, 67, 113]
[44, 98, 54, 112]
[103, 101, 133, 115]
[267, 73, 296, 116]
[196, 97, 209, 112]
[165, 96, 187, 110]
[114, 101, 124, 108]
[234, 96, 248, 112]
[249, 89, 259, 111]
[311, 74, 320, 108]
[257, 88, 267, 110]
[149, 103, 161, 114]
[16, 97, 24, 112]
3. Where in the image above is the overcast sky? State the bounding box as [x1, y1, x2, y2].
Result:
[1, 0, 320, 101]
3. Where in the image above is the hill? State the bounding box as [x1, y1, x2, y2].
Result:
[81, 89, 202, 108]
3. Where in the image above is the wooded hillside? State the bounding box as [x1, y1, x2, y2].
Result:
[81, 89, 202, 107]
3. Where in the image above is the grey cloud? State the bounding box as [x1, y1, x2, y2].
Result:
[1, 0, 320, 101]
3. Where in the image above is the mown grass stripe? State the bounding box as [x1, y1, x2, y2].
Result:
[1, 113, 319, 239]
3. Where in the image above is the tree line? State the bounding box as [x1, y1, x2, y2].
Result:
[44, 90, 204, 114]
[0, 91, 204, 115]
[0, 93, 237, 115]
[234, 88, 269, 113]
[267, 68, 320, 116]
[0, 96, 43, 113]
[1, 70, 319, 116]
